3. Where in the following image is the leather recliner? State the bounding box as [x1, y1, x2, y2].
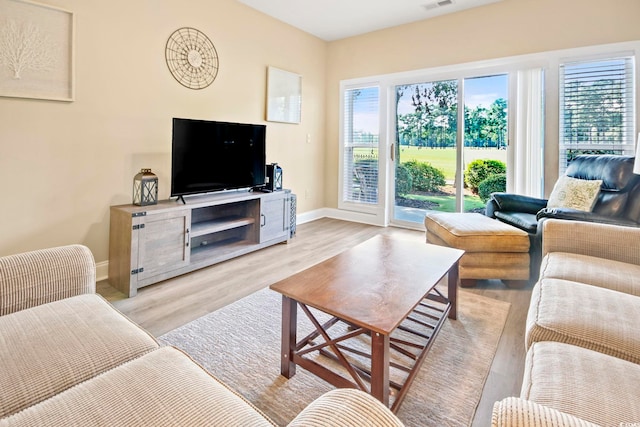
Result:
[485, 155, 640, 277]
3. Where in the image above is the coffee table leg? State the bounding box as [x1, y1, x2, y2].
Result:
[448, 260, 459, 320]
[281, 295, 297, 378]
[370, 332, 390, 406]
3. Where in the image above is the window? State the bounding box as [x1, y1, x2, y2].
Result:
[341, 86, 380, 206]
[559, 56, 636, 173]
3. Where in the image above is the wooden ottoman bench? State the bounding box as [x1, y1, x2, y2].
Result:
[424, 212, 530, 287]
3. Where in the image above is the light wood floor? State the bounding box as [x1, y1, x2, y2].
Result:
[98, 217, 533, 427]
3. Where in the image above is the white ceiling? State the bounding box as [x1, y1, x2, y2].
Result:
[237, 0, 503, 41]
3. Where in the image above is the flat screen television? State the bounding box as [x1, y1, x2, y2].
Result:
[171, 118, 266, 198]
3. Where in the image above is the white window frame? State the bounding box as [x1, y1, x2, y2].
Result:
[557, 52, 636, 174]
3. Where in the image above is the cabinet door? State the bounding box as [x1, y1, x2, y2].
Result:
[136, 209, 191, 281]
[260, 195, 289, 243]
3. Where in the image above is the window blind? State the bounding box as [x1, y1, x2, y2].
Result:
[559, 56, 635, 173]
[342, 86, 380, 205]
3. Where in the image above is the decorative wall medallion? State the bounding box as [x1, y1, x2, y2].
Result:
[165, 27, 218, 90]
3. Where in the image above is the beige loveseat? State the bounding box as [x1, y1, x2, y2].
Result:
[492, 219, 640, 427]
[0, 245, 404, 426]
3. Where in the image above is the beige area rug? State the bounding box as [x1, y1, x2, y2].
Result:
[160, 287, 510, 427]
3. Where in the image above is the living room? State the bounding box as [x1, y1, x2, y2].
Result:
[1, 0, 640, 426]
[1, 0, 639, 264]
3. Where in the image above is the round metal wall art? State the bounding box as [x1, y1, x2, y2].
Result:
[165, 27, 219, 90]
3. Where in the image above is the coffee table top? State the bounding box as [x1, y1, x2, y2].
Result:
[269, 235, 463, 334]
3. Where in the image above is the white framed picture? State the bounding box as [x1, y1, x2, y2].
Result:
[0, 0, 75, 101]
[266, 66, 301, 124]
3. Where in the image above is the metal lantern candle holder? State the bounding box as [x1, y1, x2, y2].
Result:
[266, 163, 283, 192]
[133, 168, 158, 206]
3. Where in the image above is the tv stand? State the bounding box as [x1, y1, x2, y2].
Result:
[108, 190, 292, 297]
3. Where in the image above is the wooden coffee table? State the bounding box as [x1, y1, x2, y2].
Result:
[269, 235, 464, 412]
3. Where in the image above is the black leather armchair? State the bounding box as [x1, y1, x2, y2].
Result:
[486, 155, 640, 276]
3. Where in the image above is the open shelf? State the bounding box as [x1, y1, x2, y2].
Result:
[190, 237, 253, 264]
[190, 216, 255, 237]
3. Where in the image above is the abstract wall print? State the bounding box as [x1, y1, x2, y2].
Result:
[0, 0, 74, 101]
[266, 66, 301, 124]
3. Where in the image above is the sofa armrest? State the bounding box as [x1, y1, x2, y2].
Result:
[537, 208, 638, 227]
[490, 193, 548, 214]
[541, 219, 640, 265]
[492, 397, 601, 427]
[0, 245, 96, 316]
[287, 389, 404, 427]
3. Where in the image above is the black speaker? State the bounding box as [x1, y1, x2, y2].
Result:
[265, 163, 283, 192]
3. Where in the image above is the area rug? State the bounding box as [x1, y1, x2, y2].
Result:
[160, 287, 510, 426]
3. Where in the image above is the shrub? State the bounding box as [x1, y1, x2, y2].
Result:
[464, 159, 506, 195]
[395, 163, 413, 196]
[403, 160, 446, 193]
[478, 173, 506, 203]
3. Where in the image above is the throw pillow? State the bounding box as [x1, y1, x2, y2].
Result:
[547, 175, 602, 211]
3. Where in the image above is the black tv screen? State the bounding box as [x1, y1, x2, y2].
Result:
[171, 118, 266, 197]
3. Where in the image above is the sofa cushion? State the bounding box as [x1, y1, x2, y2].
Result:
[546, 176, 601, 212]
[289, 389, 404, 427]
[0, 294, 158, 418]
[540, 252, 640, 296]
[566, 154, 639, 218]
[526, 278, 640, 363]
[566, 154, 636, 192]
[492, 397, 600, 427]
[522, 341, 640, 427]
[0, 346, 276, 427]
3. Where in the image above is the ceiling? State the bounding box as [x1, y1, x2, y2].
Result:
[237, 0, 503, 41]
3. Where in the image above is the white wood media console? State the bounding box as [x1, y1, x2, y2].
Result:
[108, 190, 292, 297]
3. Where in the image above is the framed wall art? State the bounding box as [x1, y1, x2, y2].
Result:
[0, 0, 75, 101]
[266, 66, 301, 124]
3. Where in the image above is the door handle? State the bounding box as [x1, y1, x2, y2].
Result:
[390, 143, 395, 162]
[260, 214, 266, 227]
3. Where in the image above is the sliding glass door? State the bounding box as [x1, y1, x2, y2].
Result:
[393, 74, 509, 224]
[394, 80, 459, 223]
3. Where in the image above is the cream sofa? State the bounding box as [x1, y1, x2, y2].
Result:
[0, 245, 404, 427]
[492, 219, 640, 427]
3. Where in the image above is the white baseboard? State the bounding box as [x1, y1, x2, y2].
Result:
[296, 208, 382, 227]
[96, 261, 109, 282]
[323, 208, 385, 226]
[296, 208, 331, 224]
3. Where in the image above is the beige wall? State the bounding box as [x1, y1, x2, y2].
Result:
[0, 0, 326, 261]
[324, 0, 640, 207]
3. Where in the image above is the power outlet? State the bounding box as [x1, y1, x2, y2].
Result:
[306, 134, 311, 144]
[305, 189, 310, 199]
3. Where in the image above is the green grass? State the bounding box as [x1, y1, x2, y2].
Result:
[398, 147, 457, 178]
[397, 146, 507, 180]
[403, 193, 486, 212]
